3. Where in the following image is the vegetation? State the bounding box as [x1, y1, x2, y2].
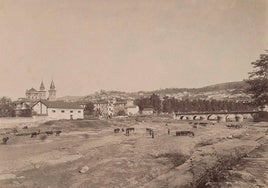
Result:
[134, 94, 161, 113]
[117, 110, 126, 116]
[135, 94, 253, 113]
[0, 97, 15, 117]
[84, 102, 95, 115]
[246, 51, 268, 108]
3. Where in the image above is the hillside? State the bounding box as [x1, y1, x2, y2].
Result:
[150, 81, 248, 95]
[59, 81, 251, 102]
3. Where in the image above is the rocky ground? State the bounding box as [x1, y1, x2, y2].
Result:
[0, 117, 267, 188]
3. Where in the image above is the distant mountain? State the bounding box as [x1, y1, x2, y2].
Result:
[59, 81, 250, 102]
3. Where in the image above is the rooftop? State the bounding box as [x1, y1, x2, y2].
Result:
[34, 100, 84, 109]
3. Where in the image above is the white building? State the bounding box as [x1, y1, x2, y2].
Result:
[142, 108, 154, 115]
[31, 100, 84, 120]
[260, 104, 268, 112]
[126, 105, 139, 116]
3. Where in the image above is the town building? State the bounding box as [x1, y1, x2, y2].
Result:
[126, 105, 139, 116]
[25, 80, 56, 101]
[93, 99, 109, 116]
[93, 98, 131, 117]
[142, 107, 154, 115]
[31, 100, 84, 120]
[14, 98, 35, 117]
[48, 80, 57, 101]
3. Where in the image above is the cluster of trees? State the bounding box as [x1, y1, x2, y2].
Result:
[246, 51, 268, 109]
[134, 94, 161, 112]
[162, 97, 253, 113]
[0, 97, 15, 117]
[135, 94, 254, 113]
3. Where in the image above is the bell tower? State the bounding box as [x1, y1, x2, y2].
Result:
[38, 81, 46, 100]
[48, 80, 56, 101]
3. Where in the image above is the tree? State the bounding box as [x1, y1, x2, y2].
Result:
[84, 102, 95, 115]
[150, 94, 162, 113]
[0, 97, 15, 117]
[246, 51, 268, 108]
[117, 110, 126, 116]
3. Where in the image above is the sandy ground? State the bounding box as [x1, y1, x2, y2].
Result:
[0, 117, 267, 188]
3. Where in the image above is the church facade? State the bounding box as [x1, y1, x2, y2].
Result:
[25, 80, 57, 101]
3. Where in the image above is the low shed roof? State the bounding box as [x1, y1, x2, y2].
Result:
[33, 100, 84, 109]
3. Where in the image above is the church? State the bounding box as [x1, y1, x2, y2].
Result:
[25, 80, 56, 101]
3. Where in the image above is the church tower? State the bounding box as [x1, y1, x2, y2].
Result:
[38, 81, 46, 100]
[48, 80, 56, 101]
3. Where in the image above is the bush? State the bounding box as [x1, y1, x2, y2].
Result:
[257, 111, 268, 122]
[117, 110, 126, 116]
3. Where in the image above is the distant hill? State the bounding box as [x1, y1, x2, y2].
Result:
[198, 81, 248, 92]
[57, 96, 84, 102]
[143, 81, 248, 95]
[59, 81, 250, 102]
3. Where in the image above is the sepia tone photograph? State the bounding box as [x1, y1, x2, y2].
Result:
[0, 0, 267, 187]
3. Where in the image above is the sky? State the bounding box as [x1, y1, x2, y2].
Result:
[0, 0, 267, 99]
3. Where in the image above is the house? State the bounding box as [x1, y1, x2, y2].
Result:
[14, 98, 34, 117]
[93, 100, 109, 116]
[113, 99, 127, 116]
[93, 98, 128, 117]
[126, 105, 139, 116]
[31, 100, 84, 120]
[142, 107, 154, 115]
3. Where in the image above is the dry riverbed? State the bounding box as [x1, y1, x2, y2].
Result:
[0, 118, 267, 188]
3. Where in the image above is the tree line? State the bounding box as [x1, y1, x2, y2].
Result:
[135, 94, 254, 113]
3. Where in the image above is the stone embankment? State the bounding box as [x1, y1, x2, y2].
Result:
[142, 131, 267, 188]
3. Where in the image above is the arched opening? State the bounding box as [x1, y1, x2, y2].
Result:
[243, 114, 253, 120]
[207, 114, 217, 121]
[226, 114, 236, 122]
[193, 116, 198, 120]
[235, 115, 244, 122]
[217, 115, 226, 122]
[200, 116, 206, 120]
[180, 116, 189, 120]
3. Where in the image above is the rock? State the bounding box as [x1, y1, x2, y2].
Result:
[17, 176, 25, 179]
[227, 135, 233, 139]
[79, 166, 89, 173]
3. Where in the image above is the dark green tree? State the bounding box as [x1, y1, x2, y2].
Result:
[84, 102, 95, 115]
[0, 97, 15, 117]
[246, 51, 268, 109]
[150, 94, 162, 113]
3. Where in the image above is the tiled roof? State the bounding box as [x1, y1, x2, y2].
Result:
[26, 88, 38, 93]
[143, 108, 154, 111]
[127, 105, 138, 108]
[94, 100, 108, 104]
[33, 100, 84, 109]
[114, 100, 127, 105]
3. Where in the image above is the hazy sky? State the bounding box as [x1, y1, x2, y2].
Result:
[0, 0, 267, 99]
